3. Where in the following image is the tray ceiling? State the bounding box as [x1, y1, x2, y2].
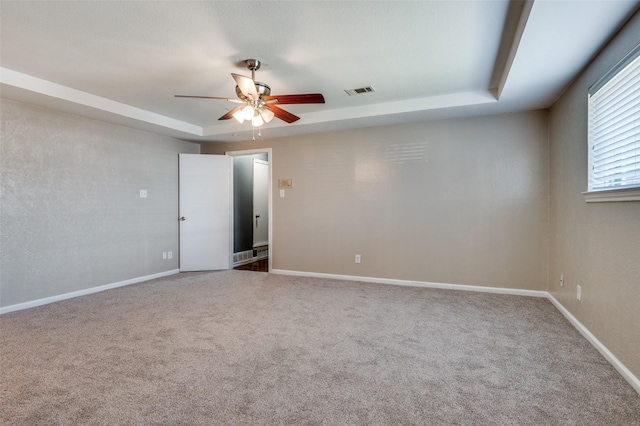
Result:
[1, 1, 638, 142]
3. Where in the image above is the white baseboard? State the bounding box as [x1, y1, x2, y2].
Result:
[272, 268, 639, 395]
[547, 293, 640, 395]
[270, 269, 548, 298]
[0, 269, 180, 315]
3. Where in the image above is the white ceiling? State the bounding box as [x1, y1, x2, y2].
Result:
[1, 1, 638, 143]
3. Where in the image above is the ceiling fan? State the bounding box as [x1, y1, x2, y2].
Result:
[175, 59, 325, 127]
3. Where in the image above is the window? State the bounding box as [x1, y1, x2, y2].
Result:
[587, 43, 640, 202]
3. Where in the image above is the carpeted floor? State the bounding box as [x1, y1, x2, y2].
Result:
[1, 270, 639, 425]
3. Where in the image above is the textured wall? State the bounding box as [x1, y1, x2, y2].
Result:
[203, 111, 549, 290]
[548, 11, 640, 379]
[0, 99, 199, 308]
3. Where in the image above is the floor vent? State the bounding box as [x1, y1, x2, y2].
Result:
[345, 86, 376, 96]
[233, 250, 253, 264]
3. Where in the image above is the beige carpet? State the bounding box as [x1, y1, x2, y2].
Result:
[1, 270, 639, 425]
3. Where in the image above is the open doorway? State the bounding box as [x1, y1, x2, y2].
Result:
[227, 149, 271, 272]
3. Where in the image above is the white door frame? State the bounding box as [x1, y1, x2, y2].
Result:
[226, 148, 273, 272]
[252, 158, 269, 249]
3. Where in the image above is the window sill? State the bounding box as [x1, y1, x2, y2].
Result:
[583, 187, 640, 203]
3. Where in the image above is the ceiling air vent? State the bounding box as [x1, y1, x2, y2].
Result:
[345, 86, 376, 96]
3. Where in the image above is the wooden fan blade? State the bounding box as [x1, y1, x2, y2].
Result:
[218, 105, 244, 121]
[263, 93, 325, 104]
[231, 73, 259, 100]
[175, 95, 244, 104]
[268, 105, 300, 123]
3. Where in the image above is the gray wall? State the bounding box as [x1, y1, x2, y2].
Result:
[548, 10, 640, 379]
[0, 99, 200, 308]
[203, 110, 549, 290]
[233, 153, 268, 253]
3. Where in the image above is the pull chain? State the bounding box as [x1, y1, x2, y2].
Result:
[252, 126, 262, 141]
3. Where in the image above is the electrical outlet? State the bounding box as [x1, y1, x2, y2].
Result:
[163, 251, 167, 260]
[168, 251, 173, 260]
[355, 254, 361, 264]
[577, 285, 582, 301]
[560, 274, 564, 287]
[140, 189, 147, 198]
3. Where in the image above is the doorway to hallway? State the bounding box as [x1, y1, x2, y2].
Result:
[227, 149, 272, 272]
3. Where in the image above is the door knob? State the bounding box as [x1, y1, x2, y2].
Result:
[179, 217, 186, 221]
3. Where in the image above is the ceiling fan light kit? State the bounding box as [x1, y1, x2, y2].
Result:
[175, 59, 325, 135]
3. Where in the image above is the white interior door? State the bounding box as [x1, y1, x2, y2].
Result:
[179, 153, 230, 271]
[253, 159, 269, 248]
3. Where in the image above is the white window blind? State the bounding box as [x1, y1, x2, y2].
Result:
[588, 43, 640, 192]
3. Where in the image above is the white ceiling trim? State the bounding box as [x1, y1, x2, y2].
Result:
[201, 90, 498, 138]
[0, 67, 202, 136]
[495, 0, 535, 99]
[2, 66, 497, 141]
